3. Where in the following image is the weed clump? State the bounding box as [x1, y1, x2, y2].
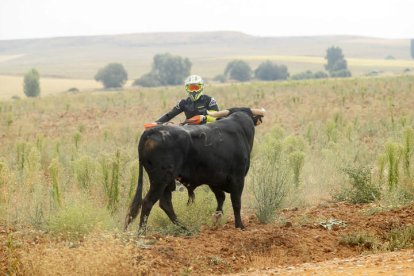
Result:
[334, 166, 380, 204]
[47, 200, 113, 240]
[339, 231, 380, 250]
[251, 140, 290, 224]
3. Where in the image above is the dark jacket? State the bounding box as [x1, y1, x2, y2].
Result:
[157, 95, 219, 123]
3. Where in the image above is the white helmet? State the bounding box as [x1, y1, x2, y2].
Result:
[185, 75, 204, 101]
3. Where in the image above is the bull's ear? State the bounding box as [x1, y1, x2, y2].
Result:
[253, 116, 263, 126]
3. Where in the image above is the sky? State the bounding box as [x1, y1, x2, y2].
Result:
[0, 0, 413, 40]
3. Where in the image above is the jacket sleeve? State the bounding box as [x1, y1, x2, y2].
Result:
[208, 97, 219, 112]
[205, 96, 219, 123]
[156, 101, 183, 123]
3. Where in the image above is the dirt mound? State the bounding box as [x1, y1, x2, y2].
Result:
[1, 202, 414, 275]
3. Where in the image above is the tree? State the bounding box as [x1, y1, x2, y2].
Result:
[24, 68, 40, 97]
[224, 60, 252, 82]
[411, 39, 414, 59]
[254, 61, 289, 81]
[95, 63, 128, 88]
[325, 46, 351, 77]
[134, 53, 191, 87]
[153, 53, 191, 85]
[132, 72, 161, 87]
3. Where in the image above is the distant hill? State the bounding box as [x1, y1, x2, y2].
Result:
[0, 31, 411, 79]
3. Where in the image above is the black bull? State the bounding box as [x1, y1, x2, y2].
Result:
[124, 108, 263, 233]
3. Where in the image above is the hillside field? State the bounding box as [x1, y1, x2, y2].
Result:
[0, 32, 412, 80]
[1, 76, 414, 274]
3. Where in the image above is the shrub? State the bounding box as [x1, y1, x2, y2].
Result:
[67, 87, 79, 93]
[291, 70, 328, 80]
[254, 60, 289, 81]
[339, 231, 380, 250]
[24, 68, 40, 97]
[213, 74, 227, 83]
[133, 72, 161, 87]
[94, 63, 128, 89]
[251, 141, 290, 223]
[330, 69, 352, 78]
[385, 225, 414, 251]
[334, 166, 380, 204]
[224, 60, 252, 82]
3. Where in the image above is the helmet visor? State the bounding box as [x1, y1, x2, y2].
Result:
[186, 83, 203, 93]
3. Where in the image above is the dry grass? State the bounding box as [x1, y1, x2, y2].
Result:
[18, 232, 153, 275]
[1, 75, 414, 274]
[0, 75, 101, 99]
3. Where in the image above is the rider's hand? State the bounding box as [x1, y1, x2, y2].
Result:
[185, 115, 206, 125]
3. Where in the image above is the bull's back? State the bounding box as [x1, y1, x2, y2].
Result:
[184, 113, 254, 182]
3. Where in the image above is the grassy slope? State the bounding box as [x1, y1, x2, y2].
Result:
[0, 32, 412, 80]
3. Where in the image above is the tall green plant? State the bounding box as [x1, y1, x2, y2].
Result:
[384, 142, 401, 190]
[101, 151, 120, 212]
[16, 142, 27, 171]
[402, 127, 414, 177]
[74, 155, 95, 190]
[289, 151, 305, 187]
[48, 158, 62, 207]
[73, 132, 81, 150]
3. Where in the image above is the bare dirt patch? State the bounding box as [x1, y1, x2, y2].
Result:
[1, 202, 414, 275]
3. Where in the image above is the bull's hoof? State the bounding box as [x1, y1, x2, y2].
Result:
[124, 215, 133, 231]
[137, 227, 147, 237]
[235, 222, 245, 230]
[211, 211, 224, 229]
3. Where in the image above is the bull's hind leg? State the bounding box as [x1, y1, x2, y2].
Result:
[159, 183, 188, 231]
[138, 186, 163, 235]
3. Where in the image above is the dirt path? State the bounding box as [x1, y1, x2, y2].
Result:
[237, 250, 414, 275]
[1, 202, 414, 275]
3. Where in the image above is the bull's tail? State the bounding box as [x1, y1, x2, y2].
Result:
[187, 187, 195, 205]
[124, 160, 144, 231]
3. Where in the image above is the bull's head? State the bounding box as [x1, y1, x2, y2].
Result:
[207, 107, 266, 126]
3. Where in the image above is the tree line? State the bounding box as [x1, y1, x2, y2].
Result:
[23, 46, 352, 96]
[94, 46, 351, 89]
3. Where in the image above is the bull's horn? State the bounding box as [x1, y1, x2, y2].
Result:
[207, 110, 230, 118]
[251, 108, 266, 116]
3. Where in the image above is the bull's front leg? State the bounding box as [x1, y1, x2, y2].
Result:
[210, 186, 225, 227]
[230, 191, 245, 229]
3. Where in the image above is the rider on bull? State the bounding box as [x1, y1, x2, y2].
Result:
[157, 74, 219, 125]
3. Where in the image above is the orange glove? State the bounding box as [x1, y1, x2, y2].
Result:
[144, 122, 159, 130]
[184, 115, 206, 125]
